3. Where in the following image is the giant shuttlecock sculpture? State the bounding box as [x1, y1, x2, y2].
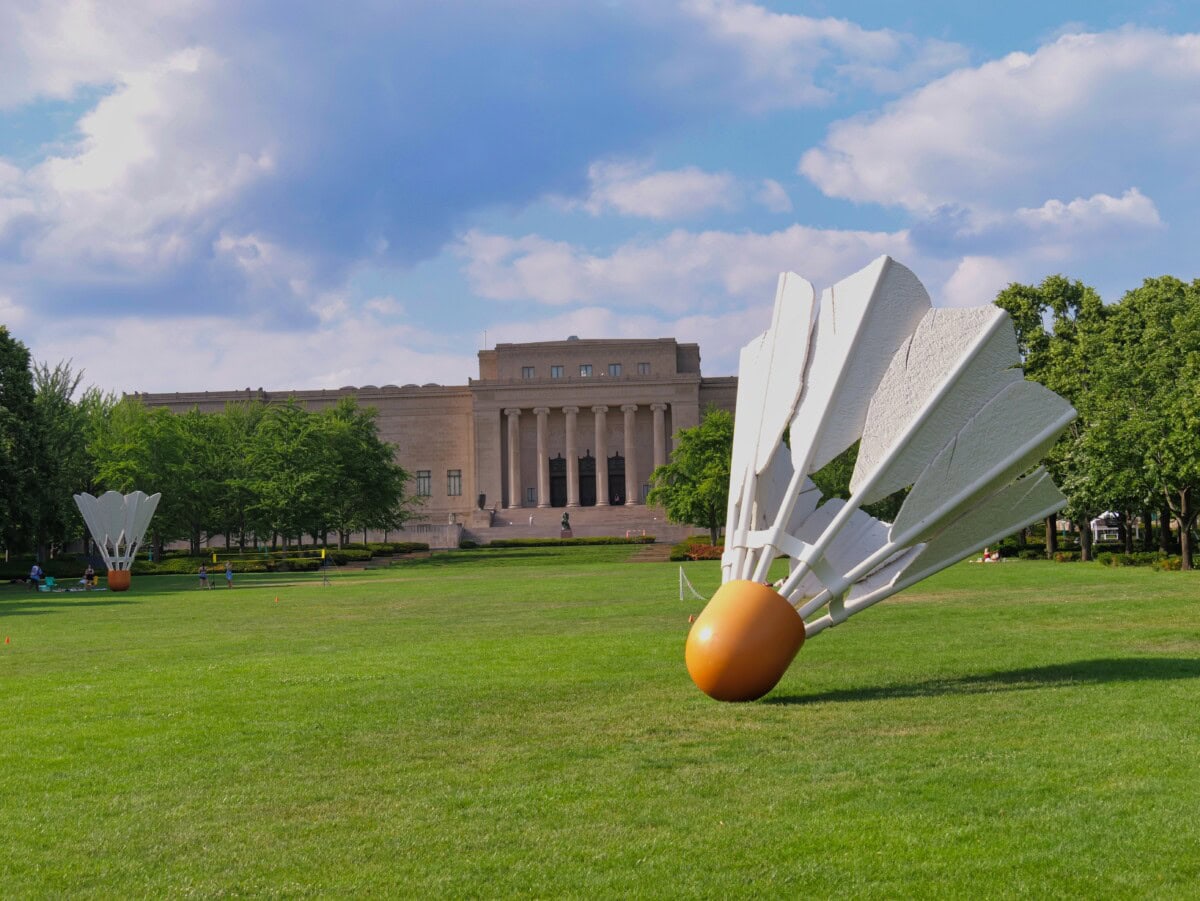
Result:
[686, 256, 1076, 701]
[73, 490, 161, 591]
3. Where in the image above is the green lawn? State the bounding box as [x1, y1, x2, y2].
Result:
[3, 548, 1199, 897]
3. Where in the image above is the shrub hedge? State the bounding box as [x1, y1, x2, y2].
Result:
[1095, 550, 1183, 569]
[131, 557, 317, 575]
[1, 559, 89, 581]
[3, 540, 432, 582]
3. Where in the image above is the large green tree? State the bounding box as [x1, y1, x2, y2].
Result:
[0, 327, 40, 554]
[995, 275, 1109, 560]
[30, 361, 111, 555]
[809, 440, 908, 523]
[1084, 277, 1200, 568]
[91, 395, 417, 552]
[647, 407, 732, 545]
[90, 398, 185, 555]
[211, 401, 267, 549]
[314, 399, 416, 546]
[245, 399, 324, 547]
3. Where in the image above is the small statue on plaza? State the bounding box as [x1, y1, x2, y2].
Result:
[561, 511, 571, 531]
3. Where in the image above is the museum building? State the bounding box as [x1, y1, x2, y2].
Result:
[135, 337, 737, 535]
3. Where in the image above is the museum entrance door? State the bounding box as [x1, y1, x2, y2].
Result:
[608, 453, 625, 505]
[578, 453, 596, 506]
[549, 454, 567, 507]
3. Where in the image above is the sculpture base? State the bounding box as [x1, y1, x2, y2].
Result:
[106, 569, 131, 592]
[685, 580, 805, 702]
[560, 529, 573, 539]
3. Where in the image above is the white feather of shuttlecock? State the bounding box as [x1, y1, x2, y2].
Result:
[722, 256, 1075, 639]
[74, 490, 161, 571]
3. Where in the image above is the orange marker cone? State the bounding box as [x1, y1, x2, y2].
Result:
[274, 595, 279, 604]
[4, 636, 9, 644]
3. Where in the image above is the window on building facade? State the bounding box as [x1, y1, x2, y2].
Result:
[522, 366, 534, 379]
[638, 362, 650, 375]
[527, 487, 536, 504]
[416, 470, 431, 497]
[608, 363, 622, 377]
[551, 365, 564, 379]
[447, 469, 462, 496]
[580, 364, 592, 377]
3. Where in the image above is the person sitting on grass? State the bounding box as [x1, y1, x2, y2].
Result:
[82, 564, 95, 588]
[199, 564, 211, 589]
[29, 563, 42, 591]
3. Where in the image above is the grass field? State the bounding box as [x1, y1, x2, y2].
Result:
[3, 547, 1200, 897]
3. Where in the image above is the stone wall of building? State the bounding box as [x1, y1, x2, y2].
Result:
[136, 336, 739, 535]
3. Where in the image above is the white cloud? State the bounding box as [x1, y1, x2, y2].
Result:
[459, 223, 913, 312]
[679, 0, 968, 109]
[0, 0, 204, 108]
[212, 229, 309, 303]
[800, 29, 1200, 216]
[1014, 188, 1161, 232]
[0, 294, 29, 327]
[570, 162, 797, 221]
[0, 47, 276, 288]
[484, 305, 775, 377]
[363, 296, 405, 317]
[26, 306, 476, 395]
[940, 256, 1020, 308]
[579, 160, 741, 219]
[756, 178, 792, 213]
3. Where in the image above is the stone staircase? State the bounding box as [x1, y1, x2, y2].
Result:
[465, 503, 707, 545]
[629, 542, 675, 562]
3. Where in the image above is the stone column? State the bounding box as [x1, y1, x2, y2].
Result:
[621, 404, 639, 505]
[534, 407, 550, 508]
[563, 406, 579, 507]
[592, 405, 609, 506]
[504, 408, 521, 508]
[651, 403, 668, 468]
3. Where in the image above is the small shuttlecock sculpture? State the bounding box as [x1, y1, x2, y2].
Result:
[73, 490, 161, 591]
[687, 256, 1076, 701]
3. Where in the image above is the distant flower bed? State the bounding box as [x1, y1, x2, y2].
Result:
[670, 535, 724, 562]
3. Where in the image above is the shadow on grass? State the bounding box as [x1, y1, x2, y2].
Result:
[765, 657, 1200, 705]
[0, 597, 137, 617]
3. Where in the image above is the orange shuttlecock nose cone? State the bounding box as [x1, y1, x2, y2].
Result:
[106, 569, 131, 592]
[686, 580, 805, 702]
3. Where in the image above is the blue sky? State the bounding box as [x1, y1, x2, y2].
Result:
[2, 0, 1199, 392]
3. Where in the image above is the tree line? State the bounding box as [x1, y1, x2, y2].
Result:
[997, 274, 1200, 568]
[649, 273, 1200, 570]
[0, 326, 416, 560]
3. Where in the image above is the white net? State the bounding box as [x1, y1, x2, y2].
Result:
[679, 567, 709, 603]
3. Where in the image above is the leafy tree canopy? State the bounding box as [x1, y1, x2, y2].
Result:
[647, 407, 732, 545]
